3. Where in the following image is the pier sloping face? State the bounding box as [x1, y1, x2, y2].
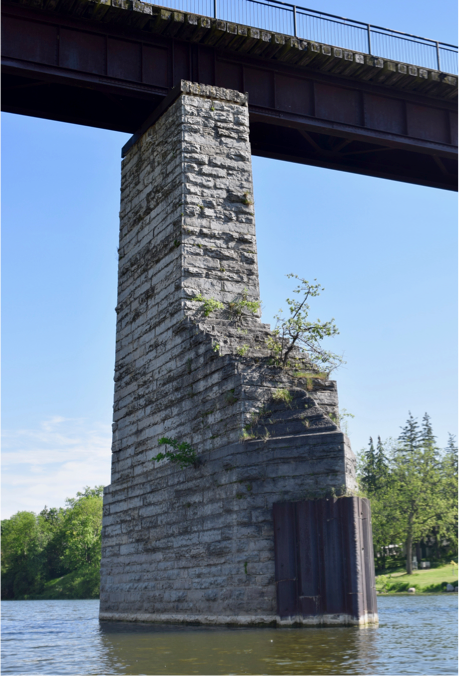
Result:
[99, 80, 377, 625]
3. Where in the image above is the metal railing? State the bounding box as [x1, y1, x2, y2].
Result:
[153, 0, 458, 74]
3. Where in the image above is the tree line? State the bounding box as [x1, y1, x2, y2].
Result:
[1, 486, 103, 599]
[358, 413, 458, 574]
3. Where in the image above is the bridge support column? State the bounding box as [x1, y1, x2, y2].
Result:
[99, 80, 377, 626]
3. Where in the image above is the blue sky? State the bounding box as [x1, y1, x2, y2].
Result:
[2, 0, 457, 517]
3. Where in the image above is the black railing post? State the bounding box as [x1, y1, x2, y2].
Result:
[293, 5, 297, 37]
[436, 42, 441, 70]
[214, 0, 217, 19]
[367, 24, 372, 54]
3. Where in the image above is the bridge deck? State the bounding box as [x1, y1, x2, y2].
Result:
[2, 0, 457, 189]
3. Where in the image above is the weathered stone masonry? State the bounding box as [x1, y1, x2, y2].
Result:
[99, 81, 376, 625]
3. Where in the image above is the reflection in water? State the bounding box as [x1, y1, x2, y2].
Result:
[2, 596, 457, 675]
[99, 622, 378, 675]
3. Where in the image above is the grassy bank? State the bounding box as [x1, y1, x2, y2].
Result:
[376, 562, 458, 593]
[30, 565, 100, 600]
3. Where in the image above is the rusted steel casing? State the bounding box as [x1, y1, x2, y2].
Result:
[273, 497, 378, 625]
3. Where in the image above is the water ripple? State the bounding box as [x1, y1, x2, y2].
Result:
[2, 596, 457, 675]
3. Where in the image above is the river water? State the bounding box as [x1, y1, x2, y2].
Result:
[2, 596, 457, 675]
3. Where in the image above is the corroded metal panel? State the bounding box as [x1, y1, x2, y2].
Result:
[2, 16, 58, 65]
[315, 82, 362, 126]
[295, 500, 322, 617]
[273, 502, 298, 617]
[273, 497, 378, 623]
[107, 38, 142, 82]
[143, 45, 169, 87]
[60, 28, 106, 74]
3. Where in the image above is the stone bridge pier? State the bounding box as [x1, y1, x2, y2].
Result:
[99, 80, 378, 626]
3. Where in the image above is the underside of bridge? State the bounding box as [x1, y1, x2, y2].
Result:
[2, 0, 458, 190]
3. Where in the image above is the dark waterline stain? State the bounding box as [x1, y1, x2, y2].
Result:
[2, 596, 457, 675]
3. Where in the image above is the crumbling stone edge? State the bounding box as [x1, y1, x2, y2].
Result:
[99, 612, 379, 626]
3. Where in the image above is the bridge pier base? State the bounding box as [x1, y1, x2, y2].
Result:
[99, 80, 377, 626]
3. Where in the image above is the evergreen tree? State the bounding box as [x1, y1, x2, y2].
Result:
[375, 436, 389, 487]
[444, 433, 458, 474]
[441, 433, 458, 553]
[420, 412, 436, 451]
[398, 411, 421, 454]
[358, 417, 458, 574]
[391, 414, 454, 573]
[360, 437, 377, 493]
[416, 413, 442, 558]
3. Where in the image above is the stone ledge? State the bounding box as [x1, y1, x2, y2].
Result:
[99, 611, 379, 625]
[181, 80, 248, 106]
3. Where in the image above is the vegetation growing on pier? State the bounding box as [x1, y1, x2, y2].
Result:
[151, 437, 198, 468]
[265, 275, 344, 372]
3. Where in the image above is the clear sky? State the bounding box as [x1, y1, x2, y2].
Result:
[2, 0, 457, 518]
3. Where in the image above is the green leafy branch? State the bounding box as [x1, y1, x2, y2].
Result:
[192, 289, 260, 322]
[228, 288, 261, 322]
[151, 437, 198, 469]
[266, 274, 345, 373]
[192, 294, 224, 317]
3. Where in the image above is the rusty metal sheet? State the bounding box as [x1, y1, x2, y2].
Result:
[107, 38, 141, 82]
[60, 28, 105, 75]
[296, 500, 322, 617]
[450, 112, 458, 145]
[143, 45, 169, 87]
[321, 498, 346, 615]
[216, 60, 242, 93]
[244, 66, 273, 108]
[365, 93, 406, 135]
[173, 40, 190, 85]
[273, 497, 378, 622]
[275, 73, 313, 116]
[2, 16, 57, 65]
[197, 45, 214, 86]
[340, 495, 362, 619]
[407, 103, 450, 143]
[315, 82, 362, 126]
[361, 497, 377, 615]
[273, 502, 298, 617]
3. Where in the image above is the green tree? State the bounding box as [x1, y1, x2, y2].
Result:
[389, 414, 453, 573]
[420, 412, 437, 451]
[359, 437, 395, 570]
[398, 411, 421, 454]
[1, 511, 49, 598]
[367, 480, 400, 571]
[360, 436, 389, 494]
[360, 437, 377, 493]
[444, 433, 458, 475]
[375, 436, 389, 485]
[441, 434, 458, 554]
[61, 489, 103, 571]
[266, 274, 344, 373]
[39, 506, 68, 581]
[361, 417, 458, 574]
[1, 486, 104, 600]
